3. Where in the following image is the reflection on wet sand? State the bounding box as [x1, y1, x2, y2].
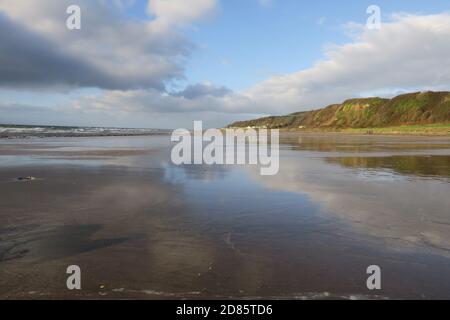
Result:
[250, 134, 450, 256]
[281, 132, 450, 153]
[0, 224, 127, 262]
[0, 134, 450, 299]
[251, 154, 450, 253]
[327, 155, 450, 179]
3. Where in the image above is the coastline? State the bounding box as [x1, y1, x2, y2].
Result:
[227, 124, 450, 137]
[0, 132, 170, 139]
[2, 123, 449, 139]
[0, 125, 171, 139]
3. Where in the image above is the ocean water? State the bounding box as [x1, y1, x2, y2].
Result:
[0, 124, 168, 137]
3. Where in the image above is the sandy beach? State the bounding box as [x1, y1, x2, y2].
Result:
[1, 133, 450, 299]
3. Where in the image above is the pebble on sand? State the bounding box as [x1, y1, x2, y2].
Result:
[16, 176, 37, 181]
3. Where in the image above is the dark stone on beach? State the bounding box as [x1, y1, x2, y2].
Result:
[16, 176, 36, 181]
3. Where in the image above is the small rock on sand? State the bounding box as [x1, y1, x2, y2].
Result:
[16, 176, 37, 181]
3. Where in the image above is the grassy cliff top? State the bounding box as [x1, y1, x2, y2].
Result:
[228, 91, 450, 134]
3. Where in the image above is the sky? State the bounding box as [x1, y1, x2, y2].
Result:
[0, 0, 449, 129]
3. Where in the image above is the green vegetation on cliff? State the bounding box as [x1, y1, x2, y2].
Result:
[228, 91, 450, 134]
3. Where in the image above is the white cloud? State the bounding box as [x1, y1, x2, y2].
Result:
[147, 0, 218, 32]
[1, 4, 450, 128]
[239, 13, 450, 114]
[0, 0, 218, 90]
[72, 13, 450, 121]
[71, 88, 236, 114]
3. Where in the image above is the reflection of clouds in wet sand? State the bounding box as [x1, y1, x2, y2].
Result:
[163, 163, 231, 184]
[0, 153, 294, 298]
[281, 133, 450, 153]
[249, 151, 450, 254]
[0, 224, 127, 262]
[3, 135, 450, 298]
[327, 155, 450, 180]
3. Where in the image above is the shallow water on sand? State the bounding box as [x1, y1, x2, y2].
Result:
[0, 133, 450, 299]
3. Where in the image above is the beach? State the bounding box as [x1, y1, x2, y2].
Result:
[1, 133, 450, 299]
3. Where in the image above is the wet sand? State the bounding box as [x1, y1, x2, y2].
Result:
[1, 134, 450, 299]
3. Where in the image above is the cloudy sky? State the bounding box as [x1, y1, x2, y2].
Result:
[1, 0, 450, 128]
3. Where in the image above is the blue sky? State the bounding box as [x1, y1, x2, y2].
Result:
[184, 0, 450, 91]
[0, 0, 449, 128]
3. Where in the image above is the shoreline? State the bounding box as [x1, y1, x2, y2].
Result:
[281, 129, 450, 137]
[1, 125, 449, 139]
[0, 124, 172, 140]
[0, 132, 171, 140]
[226, 125, 450, 137]
[2, 131, 450, 140]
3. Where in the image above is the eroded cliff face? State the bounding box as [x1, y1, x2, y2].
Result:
[228, 91, 450, 129]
